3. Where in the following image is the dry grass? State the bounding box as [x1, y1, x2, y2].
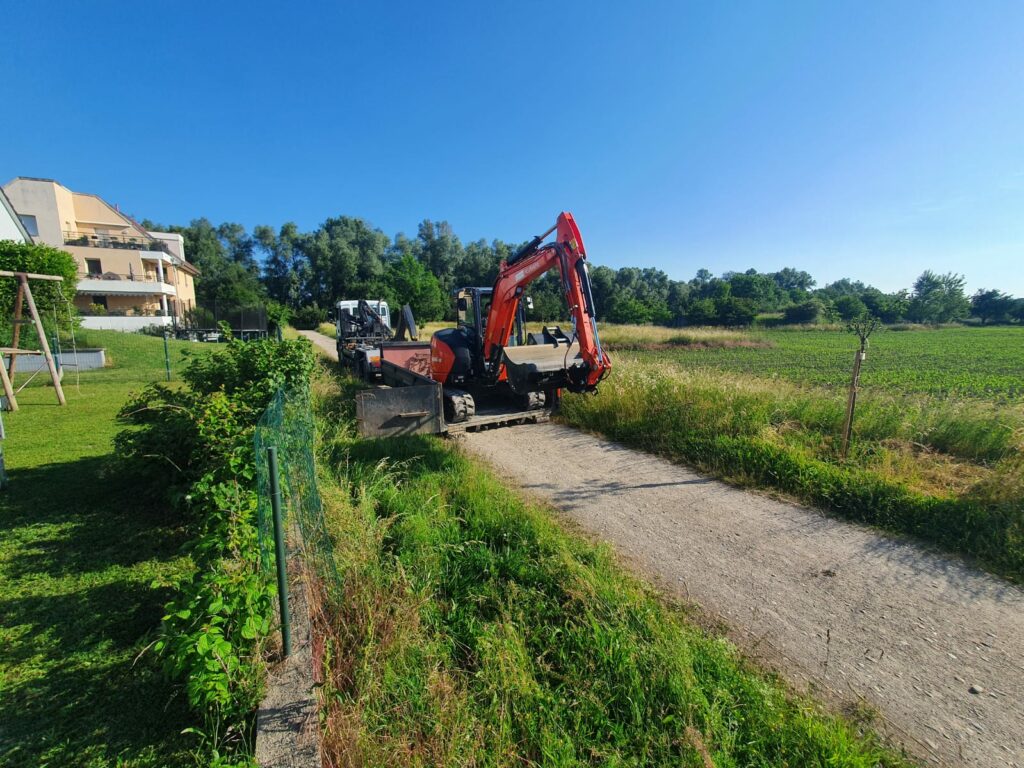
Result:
[597, 324, 763, 349]
[413, 321, 761, 350]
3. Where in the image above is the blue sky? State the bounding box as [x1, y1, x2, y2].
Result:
[3, 1, 1023, 294]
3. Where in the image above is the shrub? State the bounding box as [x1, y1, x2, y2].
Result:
[115, 333, 315, 756]
[293, 303, 328, 330]
[784, 298, 825, 324]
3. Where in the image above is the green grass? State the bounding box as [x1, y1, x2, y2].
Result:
[311, 368, 911, 768]
[654, 325, 1024, 401]
[560, 327, 1024, 580]
[0, 330, 216, 767]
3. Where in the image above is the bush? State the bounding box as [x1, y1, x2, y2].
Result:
[716, 296, 758, 326]
[784, 298, 825, 324]
[115, 333, 315, 756]
[292, 303, 328, 330]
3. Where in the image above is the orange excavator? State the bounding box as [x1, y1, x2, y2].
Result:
[429, 211, 612, 421]
[354, 212, 611, 436]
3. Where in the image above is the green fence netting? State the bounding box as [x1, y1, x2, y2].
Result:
[254, 386, 339, 600]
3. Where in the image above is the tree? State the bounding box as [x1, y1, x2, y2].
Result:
[416, 220, 463, 297]
[907, 271, 970, 324]
[143, 218, 267, 310]
[971, 289, 1015, 324]
[608, 296, 654, 325]
[716, 296, 758, 326]
[1011, 298, 1024, 324]
[255, 222, 305, 308]
[861, 288, 908, 324]
[784, 298, 825, 324]
[386, 254, 446, 321]
[820, 278, 867, 298]
[834, 294, 868, 322]
[772, 267, 816, 293]
[684, 298, 718, 326]
[300, 217, 389, 308]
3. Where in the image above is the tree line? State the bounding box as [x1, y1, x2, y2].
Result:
[142, 216, 1024, 328]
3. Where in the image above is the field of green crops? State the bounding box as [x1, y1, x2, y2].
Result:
[563, 325, 1024, 580]
[641, 326, 1024, 402]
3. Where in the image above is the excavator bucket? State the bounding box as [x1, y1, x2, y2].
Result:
[501, 342, 583, 394]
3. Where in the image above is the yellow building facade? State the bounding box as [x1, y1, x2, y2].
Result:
[2, 177, 198, 331]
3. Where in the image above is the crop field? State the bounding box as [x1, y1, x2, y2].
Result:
[655, 325, 1024, 401]
[562, 325, 1024, 579]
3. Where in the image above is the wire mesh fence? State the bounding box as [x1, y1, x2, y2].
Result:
[254, 386, 339, 602]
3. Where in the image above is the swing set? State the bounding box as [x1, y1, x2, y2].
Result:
[1, 270, 80, 412]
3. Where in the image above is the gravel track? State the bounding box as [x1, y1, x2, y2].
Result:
[462, 423, 1024, 768]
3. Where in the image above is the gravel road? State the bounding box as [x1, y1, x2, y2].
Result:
[299, 329, 338, 359]
[462, 423, 1024, 768]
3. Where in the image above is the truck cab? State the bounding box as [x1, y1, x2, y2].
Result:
[335, 299, 390, 337]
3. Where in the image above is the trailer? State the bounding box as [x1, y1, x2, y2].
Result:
[354, 342, 552, 438]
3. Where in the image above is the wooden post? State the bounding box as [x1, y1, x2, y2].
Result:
[8, 281, 24, 378]
[0, 353, 16, 411]
[19, 274, 66, 406]
[839, 347, 864, 460]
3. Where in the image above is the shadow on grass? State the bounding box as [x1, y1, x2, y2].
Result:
[0, 456, 194, 767]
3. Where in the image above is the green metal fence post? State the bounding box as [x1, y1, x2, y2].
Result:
[162, 331, 172, 382]
[267, 445, 292, 657]
[51, 333, 61, 373]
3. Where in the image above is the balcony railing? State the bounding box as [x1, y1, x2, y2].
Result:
[78, 270, 167, 283]
[64, 230, 169, 252]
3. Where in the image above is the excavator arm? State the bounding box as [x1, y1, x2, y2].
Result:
[482, 212, 611, 392]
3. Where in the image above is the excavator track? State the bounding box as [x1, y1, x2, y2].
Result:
[443, 390, 476, 424]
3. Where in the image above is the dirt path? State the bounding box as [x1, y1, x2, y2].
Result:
[299, 329, 338, 360]
[462, 423, 1024, 768]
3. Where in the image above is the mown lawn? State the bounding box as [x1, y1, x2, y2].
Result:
[0, 331, 213, 767]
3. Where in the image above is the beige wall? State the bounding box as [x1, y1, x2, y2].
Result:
[74, 294, 164, 316]
[65, 245, 154, 278]
[3, 178, 65, 245]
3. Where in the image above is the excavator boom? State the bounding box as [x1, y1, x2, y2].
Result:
[482, 212, 611, 393]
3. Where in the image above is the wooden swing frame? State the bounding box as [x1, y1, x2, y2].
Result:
[0, 270, 66, 411]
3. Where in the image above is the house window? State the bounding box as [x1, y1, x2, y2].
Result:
[91, 295, 108, 309]
[18, 214, 38, 237]
[85, 258, 102, 276]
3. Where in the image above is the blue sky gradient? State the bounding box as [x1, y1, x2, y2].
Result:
[3, 1, 1022, 293]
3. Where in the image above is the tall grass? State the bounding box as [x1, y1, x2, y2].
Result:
[597, 324, 764, 349]
[561, 358, 1024, 579]
[310, 368, 910, 767]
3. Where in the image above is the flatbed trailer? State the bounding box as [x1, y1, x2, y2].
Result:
[354, 342, 553, 438]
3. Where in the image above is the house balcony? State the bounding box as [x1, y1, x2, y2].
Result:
[63, 229, 169, 253]
[76, 271, 177, 297]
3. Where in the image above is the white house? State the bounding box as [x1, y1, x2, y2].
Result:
[0, 188, 32, 243]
